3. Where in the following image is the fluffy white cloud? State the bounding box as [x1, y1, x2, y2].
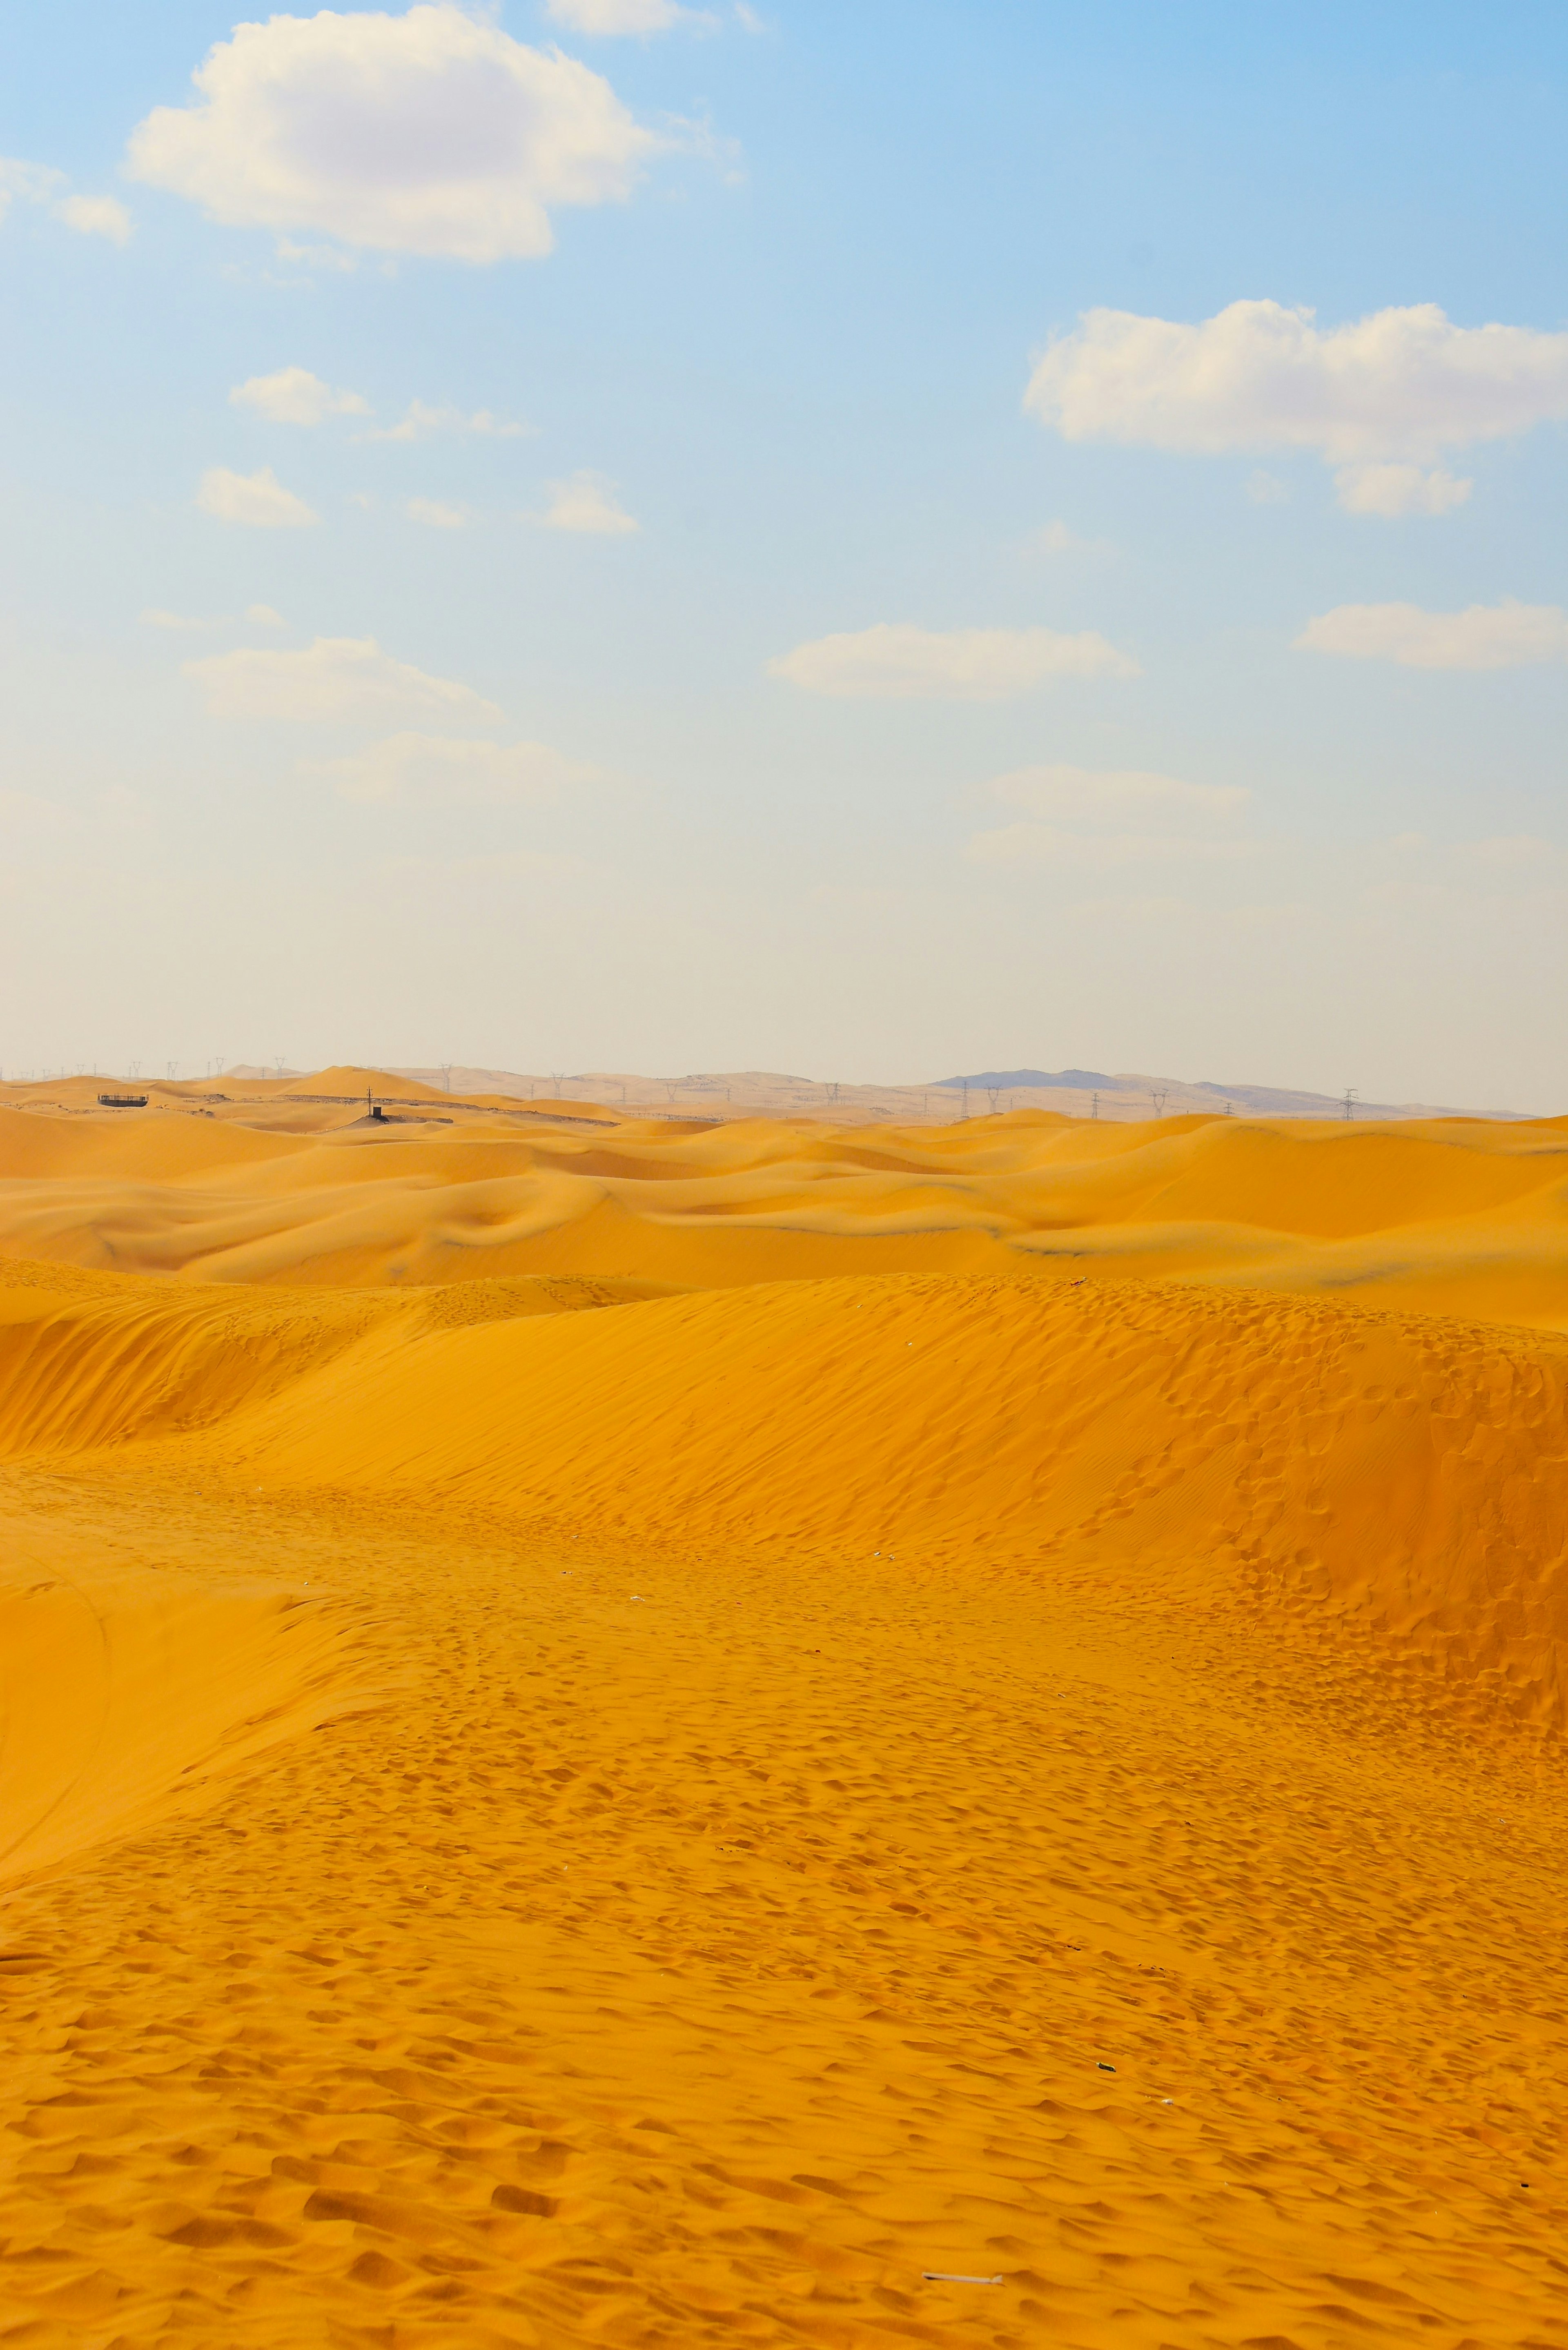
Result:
[407, 497, 468, 528]
[1334, 462, 1472, 517]
[984, 764, 1249, 824]
[535, 469, 639, 533]
[1295, 600, 1568, 670]
[185, 636, 501, 723]
[310, 732, 591, 803]
[126, 3, 658, 263]
[369, 399, 529, 441]
[246, 603, 288, 629]
[198, 465, 319, 527]
[769, 622, 1137, 701]
[1, 158, 131, 242]
[546, 0, 706, 27]
[230, 365, 369, 423]
[1025, 301, 1568, 509]
[55, 193, 133, 244]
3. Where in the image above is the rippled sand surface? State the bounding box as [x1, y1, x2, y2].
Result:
[2, 1074, 1568, 2346]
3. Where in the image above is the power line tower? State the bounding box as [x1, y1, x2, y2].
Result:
[986, 1085, 1000, 1114]
[1149, 1089, 1168, 1117]
[1342, 1087, 1359, 1121]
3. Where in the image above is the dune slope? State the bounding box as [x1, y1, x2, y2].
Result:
[2, 1243, 1568, 2344]
[4, 1077, 1568, 2348]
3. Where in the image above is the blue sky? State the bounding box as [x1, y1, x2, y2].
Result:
[2, 1, 1566, 1104]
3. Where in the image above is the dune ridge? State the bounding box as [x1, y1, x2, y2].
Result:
[2, 1079, 1568, 1324]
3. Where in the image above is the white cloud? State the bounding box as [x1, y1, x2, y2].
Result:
[0, 157, 63, 217]
[141, 607, 220, 631]
[275, 236, 358, 273]
[968, 762, 1251, 869]
[407, 497, 468, 528]
[1025, 301, 1568, 508]
[768, 622, 1137, 701]
[55, 193, 133, 244]
[126, 3, 659, 263]
[546, 0, 712, 28]
[1029, 519, 1110, 555]
[198, 465, 319, 528]
[368, 399, 530, 441]
[1245, 468, 1290, 505]
[535, 469, 639, 534]
[966, 825, 1256, 870]
[1460, 834, 1561, 870]
[230, 365, 370, 424]
[1295, 600, 1568, 670]
[309, 732, 592, 803]
[1, 158, 131, 243]
[184, 636, 501, 723]
[246, 603, 288, 629]
[984, 764, 1250, 824]
[1333, 461, 1472, 517]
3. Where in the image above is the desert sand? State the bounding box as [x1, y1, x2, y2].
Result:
[3, 1068, 1568, 2345]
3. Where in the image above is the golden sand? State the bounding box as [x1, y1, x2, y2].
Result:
[2, 1073, 1567, 2345]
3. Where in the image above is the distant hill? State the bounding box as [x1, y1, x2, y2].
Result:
[933, 1069, 1533, 1121]
[387, 1065, 1539, 1123]
[935, 1069, 1112, 1091]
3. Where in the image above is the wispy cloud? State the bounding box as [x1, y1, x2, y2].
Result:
[142, 608, 221, 632]
[307, 733, 593, 804]
[1333, 462, 1472, 517]
[368, 400, 531, 443]
[407, 497, 469, 530]
[533, 470, 639, 534]
[1296, 600, 1568, 669]
[185, 637, 500, 724]
[1028, 519, 1112, 555]
[769, 622, 1137, 700]
[966, 762, 1253, 869]
[1, 155, 131, 242]
[546, 0, 717, 28]
[197, 466, 319, 528]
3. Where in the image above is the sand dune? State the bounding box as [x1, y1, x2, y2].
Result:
[4, 1080, 1568, 2343]
[2, 1071, 1567, 1321]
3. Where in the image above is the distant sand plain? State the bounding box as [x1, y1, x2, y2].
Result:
[3, 1067, 1568, 2346]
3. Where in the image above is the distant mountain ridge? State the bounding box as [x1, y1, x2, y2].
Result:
[935, 1069, 1113, 1091]
[933, 1069, 1532, 1121]
[380, 1065, 1537, 1123]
